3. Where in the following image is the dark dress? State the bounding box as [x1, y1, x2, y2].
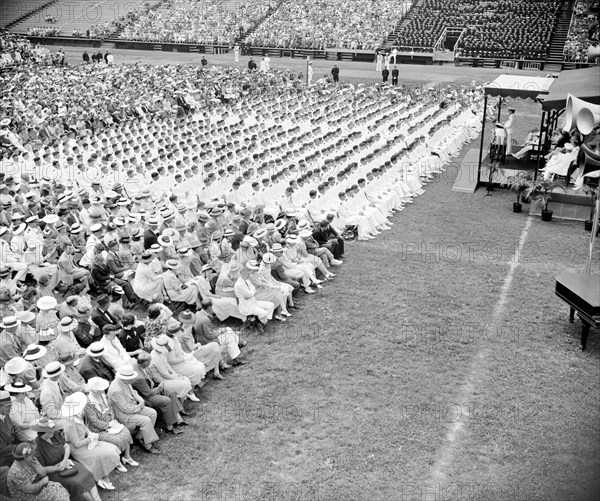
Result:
[34, 435, 95, 501]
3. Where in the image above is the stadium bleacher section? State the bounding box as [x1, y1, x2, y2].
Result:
[563, 0, 600, 61]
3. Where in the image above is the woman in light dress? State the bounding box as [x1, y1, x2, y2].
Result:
[132, 251, 164, 302]
[61, 392, 122, 491]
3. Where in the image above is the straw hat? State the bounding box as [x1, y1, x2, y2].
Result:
[5, 380, 32, 393]
[86, 342, 105, 358]
[22, 344, 47, 361]
[116, 365, 138, 380]
[43, 361, 65, 378]
[165, 259, 179, 270]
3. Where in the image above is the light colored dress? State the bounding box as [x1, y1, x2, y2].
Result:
[165, 335, 206, 386]
[64, 419, 121, 481]
[162, 269, 199, 305]
[233, 277, 274, 324]
[132, 261, 164, 302]
[148, 349, 193, 399]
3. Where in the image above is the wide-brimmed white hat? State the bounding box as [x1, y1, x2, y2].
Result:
[4, 357, 28, 375]
[87, 377, 110, 392]
[61, 392, 88, 418]
[37, 296, 58, 311]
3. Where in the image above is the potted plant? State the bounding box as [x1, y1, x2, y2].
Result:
[502, 171, 533, 212]
[581, 183, 598, 231]
[483, 159, 502, 196]
[524, 178, 566, 221]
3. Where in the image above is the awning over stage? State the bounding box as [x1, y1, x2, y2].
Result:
[540, 66, 600, 111]
[484, 74, 555, 100]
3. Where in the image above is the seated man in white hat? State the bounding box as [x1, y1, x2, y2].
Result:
[162, 258, 202, 308]
[40, 361, 67, 420]
[0, 315, 23, 367]
[233, 262, 275, 324]
[79, 342, 116, 382]
[107, 365, 161, 454]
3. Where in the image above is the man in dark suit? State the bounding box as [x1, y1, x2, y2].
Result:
[382, 67, 389, 83]
[248, 57, 257, 71]
[0, 391, 31, 467]
[312, 220, 342, 259]
[91, 294, 118, 332]
[391, 66, 399, 85]
[79, 342, 116, 382]
[143, 218, 159, 250]
[105, 241, 138, 305]
[331, 65, 339, 83]
[131, 354, 187, 435]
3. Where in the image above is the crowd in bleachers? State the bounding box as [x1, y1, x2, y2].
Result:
[118, 0, 278, 44]
[394, 0, 561, 60]
[0, 52, 485, 497]
[563, 1, 600, 61]
[0, 32, 57, 68]
[244, 0, 401, 50]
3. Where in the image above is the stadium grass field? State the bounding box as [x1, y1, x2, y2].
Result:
[43, 47, 600, 500]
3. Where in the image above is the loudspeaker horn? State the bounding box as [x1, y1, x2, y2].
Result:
[578, 143, 600, 176]
[565, 93, 600, 135]
[587, 45, 600, 61]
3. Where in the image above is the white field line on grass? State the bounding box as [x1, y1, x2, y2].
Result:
[428, 216, 534, 485]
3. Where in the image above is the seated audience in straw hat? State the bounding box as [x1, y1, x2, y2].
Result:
[0, 315, 23, 367]
[7, 441, 70, 501]
[15, 310, 37, 349]
[270, 243, 317, 294]
[162, 322, 209, 384]
[53, 317, 85, 361]
[79, 342, 116, 383]
[61, 391, 122, 490]
[56, 352, 87, 396]
[71, 303, 99, 349]
[6, 381, 39, 441]
[245, 259, 288, 320]
[84, 377, 138, 469]
[190, 303, 248, 366]
[130, 352, 188, 434]
[148, 334, 198, 402]
[162, 258, 203, 308]
[98, 324, 134, 371]
[36, 296, 59, 333]
[234, 262, 276, 324]
[132, 251, 165, 303]
[107, 366, 161, 455]
[40, 361, 69, 421]
[169, 317, 226, 380]
[33, 417, 102, 501]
